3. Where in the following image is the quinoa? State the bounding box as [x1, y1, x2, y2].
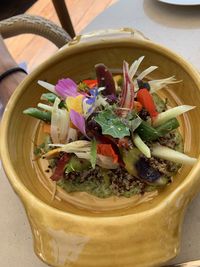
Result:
[62, 165, 146, 197]
[158, 132, 178, 149]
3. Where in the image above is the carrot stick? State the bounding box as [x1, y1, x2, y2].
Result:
[43, 123, 51, 134]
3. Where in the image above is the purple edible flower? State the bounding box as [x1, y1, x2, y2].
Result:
[107, 94, 117, 104]
[69, 109, 87, 137]
[86, 88, 99, 105]
[55, 78, 79, 98]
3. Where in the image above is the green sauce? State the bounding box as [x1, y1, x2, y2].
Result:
[54, 94, 183, 198]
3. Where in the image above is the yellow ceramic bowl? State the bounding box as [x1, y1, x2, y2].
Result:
[1, 29, 200, 267]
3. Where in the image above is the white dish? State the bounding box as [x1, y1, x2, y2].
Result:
[158, 0, 200, 5]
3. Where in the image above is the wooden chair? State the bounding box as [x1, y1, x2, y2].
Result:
[52, 0, 75, 38]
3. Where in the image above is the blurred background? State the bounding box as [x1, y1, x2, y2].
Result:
[0, 0, 116, 70]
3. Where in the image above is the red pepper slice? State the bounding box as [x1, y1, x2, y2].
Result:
[137, 88, 158, 120]
[97, 144, 119, 163]
[50, 153, 70, 181]
[83, 79, 98, 89]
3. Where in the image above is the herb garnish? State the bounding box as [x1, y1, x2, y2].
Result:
[94, 109, 130, 139]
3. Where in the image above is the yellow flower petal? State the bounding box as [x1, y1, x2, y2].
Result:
[66, 95, 84, 114]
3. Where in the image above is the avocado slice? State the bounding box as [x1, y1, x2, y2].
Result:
[121, 147, 141, 177]
[122, 147, 169, 187]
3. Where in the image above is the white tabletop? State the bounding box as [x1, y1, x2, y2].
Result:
[1, 0, 200, 266]
[84, 2, 200, 263]
[83, 0, 200, 70]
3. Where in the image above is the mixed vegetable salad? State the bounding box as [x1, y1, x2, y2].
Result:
[24, 56, 197, 199]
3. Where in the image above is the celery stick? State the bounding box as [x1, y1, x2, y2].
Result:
[153, 105, 195, 127]
[38, 80, 56, 94]
[133, 134, 151, 158]
[38, 103, 53, 112]
[152, 144, 197, 165]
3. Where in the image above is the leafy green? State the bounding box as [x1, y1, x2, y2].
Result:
[65, 156, 91, 174]
[94, 109, 130, 139]
[128, 116, 142, 132]
[41, 92, 57, 103]
[34, 146, 43, 156]
[65, 160, 75, 174]
[34, 135, 51, 156]
[40, 93, 66, 108]
[78, 82, 89, 92]
[121, 112, 142, 132]
[90, 139, 97, 169]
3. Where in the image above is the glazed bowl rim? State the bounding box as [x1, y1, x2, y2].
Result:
[1, 37, 200, 219]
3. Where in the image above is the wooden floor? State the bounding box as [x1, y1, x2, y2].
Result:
[4, 0, 116, 71]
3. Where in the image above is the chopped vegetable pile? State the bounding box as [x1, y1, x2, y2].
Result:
[23, 56, 197, 199]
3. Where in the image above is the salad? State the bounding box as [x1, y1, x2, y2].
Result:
[24, 56, 197, 205]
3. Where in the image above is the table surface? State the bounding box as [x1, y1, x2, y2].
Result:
[1, 0, 200, 266]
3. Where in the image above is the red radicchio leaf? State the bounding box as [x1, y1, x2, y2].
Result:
[50, 153, 70, 181]
[118, 61, 134, 116]
[95, 63, 116, 95]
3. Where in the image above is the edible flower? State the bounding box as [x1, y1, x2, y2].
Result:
[83, 79, 98, 89]
[69, 109, 87, 137]
[55, 78, 79, 98]
[66, 95, 84, 114]
[84, 88, 101, 114]
[97, 144, 118, 163]
[86, 88, 99, 105]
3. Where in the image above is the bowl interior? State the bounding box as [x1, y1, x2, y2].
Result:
[2, 40, 200, 217]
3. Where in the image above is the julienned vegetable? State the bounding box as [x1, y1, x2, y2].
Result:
[23, 56, 197, 201]
[152, 105, 195, 126]
[137, 88, 158, 120]
[23, 108, 51, 122]
[136, 118, 180, 141]
[151, 145, 197, 165]
[132, 134, 151, 158]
